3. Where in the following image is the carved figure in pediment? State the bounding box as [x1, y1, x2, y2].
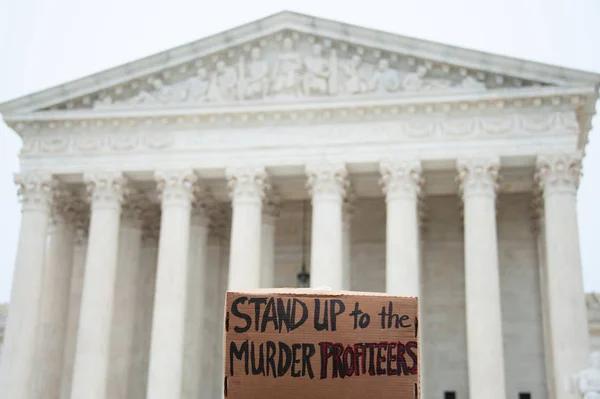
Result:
[207, 61, 238, 102]
[302, 44, 337, 96]
[403, 66, 451, 92]
[402, 66, 429, 91]
[460, 75, 487, 90]
[186, 68, 210, 102]
[93, 95, 113, 108]
[341, 55, 369, 95]
[270, 37, 303, 96]
[369, 59, 400, 93]
[238, 47, 270, 100]
[127, 78, 173, 105]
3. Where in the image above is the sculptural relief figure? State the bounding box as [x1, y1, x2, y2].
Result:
[573, 352, 600, 399]
[341, 55, 369, 95]
[302, 44, 337, 96]
[93, 95, 113, 109]
[460, 75, 487, 90]
[127, 78, 174, 105]
[270, 37, 303, 97]
[238, 47, 270, 100]
[207, 61, 238, 102]
[186, 68, 210, 102]
[369, 59, 400, 93]
[403, 65, 451, 92]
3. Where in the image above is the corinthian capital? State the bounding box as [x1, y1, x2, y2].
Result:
[84, 172, 127, 209]
[535, 152, 582, 195]
[14, 172, 56, 211]
[226, 167, 269, 205]
[305, 163, 348, 201]
[379, 160, 423, 201]
[121, 190, 147, 228]
[49, 186, 75, 229]
[456, 157, 500, 199]
[154, 170, 197, 207]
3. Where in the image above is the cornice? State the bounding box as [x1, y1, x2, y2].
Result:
[4, 86, 592, 136]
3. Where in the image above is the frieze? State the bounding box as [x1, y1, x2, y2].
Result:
[17, 110, 579, 158]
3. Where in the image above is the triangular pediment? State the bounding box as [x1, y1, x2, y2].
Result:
[1, 11, 599, 115]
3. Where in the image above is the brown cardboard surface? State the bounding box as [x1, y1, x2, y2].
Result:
[224, 289, 419, 399]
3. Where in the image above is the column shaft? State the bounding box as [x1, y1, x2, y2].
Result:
[107, 201, 143, 399]
[59, 224, 88, 399]
[341, 198, 354, 291]
[127, 208, 159, 399]
[260, 199, 278, 288]
[70, 173, 125, 399]
[457, 158, 506, 399]
[32, 197, 76, 399]
[203, 233, 223, 399]
[537, 154, 589, 398]
[146, 170, 196, 399]
[0, 173, 54, 399]
[380, 161, 422, 296]
[182, 206, 209, 399]
[306, 163, 347, 289]
[226, 167, 267, 291]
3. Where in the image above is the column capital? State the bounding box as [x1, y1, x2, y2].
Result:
[226, 166, 269, 205]
[342, 187, 356, 230]
[14, 172, 56, 211]
[305, 162, 348, 201]
[530, 186, 545, 235]
[49, 186, 74, 230]
[71, 198, 90, 245]
[535, 152, 582, 196]
[379, 160, 423, 202]
[262, 190, 281, 225]
[456, 157, 500, 200]
[121, 191, 147, 229]
[190, 186, 211, 227]
[154, 169, 197, 208]
[84, 172, 127, 210]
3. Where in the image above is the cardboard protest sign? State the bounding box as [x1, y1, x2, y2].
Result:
[224, 289, 419, 398]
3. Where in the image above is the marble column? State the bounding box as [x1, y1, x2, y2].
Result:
[260, 195, 279, 288]
[226, 167, 268, 291]
[532, 190, 554, 398]
[203, 231, 223, 399]
[127, 207, 160, 399]
[341, 193, 355, 291]
[536, 153, 589, 398]
[59, 207, 89, 399]
[379, 160, 423, 297]
[182, 199, 209, 399]
[147, 170, 196, 399]
[456, 158, 506, 399]
[107, 196, 144, 399]
[0, 173, 54, 399]
[70, 172, 125, 399]
[306, 163, 348, 289]
[31, 189, 76, 399]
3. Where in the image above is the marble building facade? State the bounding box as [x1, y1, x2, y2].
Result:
[0, 11, 598, 399]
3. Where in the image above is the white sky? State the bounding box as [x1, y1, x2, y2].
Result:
[0, 0, 599, 302]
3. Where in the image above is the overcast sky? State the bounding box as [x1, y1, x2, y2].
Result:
[0, 0, 599, 302]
